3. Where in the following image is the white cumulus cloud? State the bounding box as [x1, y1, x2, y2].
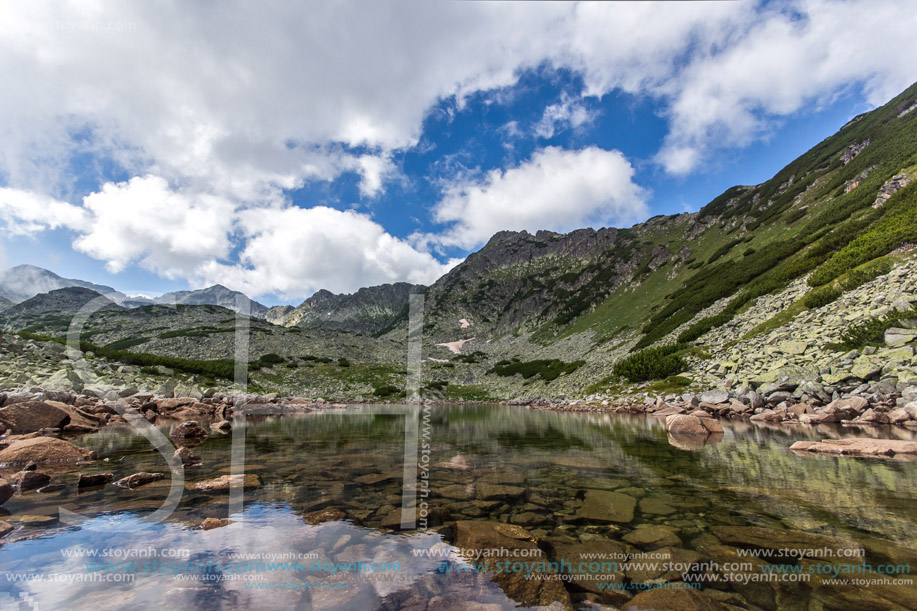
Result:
[430, 146, 647, 250]
[199, 206, 459, 299]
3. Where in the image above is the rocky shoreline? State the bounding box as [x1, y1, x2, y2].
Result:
[520, 378, 917, 430]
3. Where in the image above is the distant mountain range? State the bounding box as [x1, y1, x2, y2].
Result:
[0, 264, 125, 304]
[0, 265, 423, 334]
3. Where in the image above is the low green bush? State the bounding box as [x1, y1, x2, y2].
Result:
[488, 359, 584, 382]
[613, 344, 687, 382]
[802, 285, 843, 309]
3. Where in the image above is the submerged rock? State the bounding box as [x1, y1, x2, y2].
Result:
[174, 447, 202, 466]
[193, 473, 260, 492]
[576, 490, 636, 523]
[451, 520, 572, 609]
[114, 472, 166, 489]
[200, 518, 233, 530]
[77, 473, 113, 487]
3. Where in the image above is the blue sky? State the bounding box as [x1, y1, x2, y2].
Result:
[0, 2, 914, 305]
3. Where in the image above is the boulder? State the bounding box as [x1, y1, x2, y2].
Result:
[169, 421, 209, 441]
[855, 408, 890, 424]
[666, 414, 721, 435]
[0, 520, 14, 537]
[113, 472, 165, 488]
[476, 483, 525, 501]
[451, 521, 572, 609]
[0, 436, 96, 466]
[9, 470, 51, 490]
[0, 401, 70, 434]
[210, 420, 232, 431]
[699, 390, 730, 404]
[77, 473, 113, 487]
[885, 327, 917, 347]
[0, 478, 13, 505]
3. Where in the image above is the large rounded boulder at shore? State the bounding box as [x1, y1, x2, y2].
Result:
[0, 401, 70, 434]
[0, 436, 96, 467]
[665, 413, 723, 435]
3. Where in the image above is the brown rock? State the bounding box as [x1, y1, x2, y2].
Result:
[623, 524, 681, 548]
[624, 588, 726, 611]
[155, 397, 195, 411]
[113, 472, 166, 489]
[169, 420, 209, 440]
[9, 470, 51, 491]
[193, 473, 260, 492]
[452, 521, 572, 609]
[210, 420, 232, 431]
[0, 436, 96, 466]
[200, 518, 232, 530]
[665, 414, 709, 435]
[174, 446, 202, 466]
[0, 520, 14, 537]
[304, 507, 347, 525]
[0, 478, 13, 505]
[0, 401, 70, 434]
[855, 408, 890, 424]
[77, 473, 113, 487]
[576, 490, 636, 523]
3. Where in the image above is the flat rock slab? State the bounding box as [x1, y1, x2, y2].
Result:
[623, 524, 681, 548]
[576, 490, 636, 523]
[476, 483, 525, 501]
[193, 473, 261, 491]
[790, 439, 917, 459]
